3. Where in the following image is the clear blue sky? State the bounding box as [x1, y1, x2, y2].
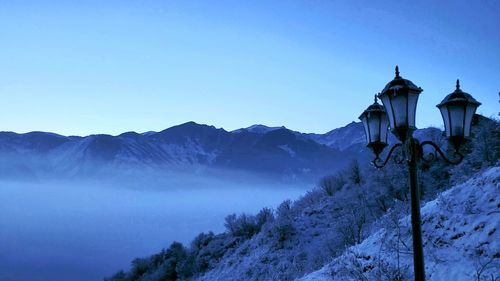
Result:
[0, 0, 498, 136]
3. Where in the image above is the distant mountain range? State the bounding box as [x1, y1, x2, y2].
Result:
[0, 121, 442, 182]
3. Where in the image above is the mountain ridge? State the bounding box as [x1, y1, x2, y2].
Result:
[0, 121, 447, 182]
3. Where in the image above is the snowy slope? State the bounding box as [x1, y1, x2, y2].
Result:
[307, 122, 366, 151]
[299, 167, 500, 281]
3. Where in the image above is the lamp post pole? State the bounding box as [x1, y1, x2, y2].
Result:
[358, 66, 481, 281]
[407, 137, 425, 281]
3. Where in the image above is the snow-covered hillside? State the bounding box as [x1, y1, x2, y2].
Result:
[300, 167, 500, 281]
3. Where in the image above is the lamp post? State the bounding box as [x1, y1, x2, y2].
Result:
[359, 66, 481, 281]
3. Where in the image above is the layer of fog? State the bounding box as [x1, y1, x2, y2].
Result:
[0, 172, 308, 281]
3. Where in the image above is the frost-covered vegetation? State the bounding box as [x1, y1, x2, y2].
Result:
[105, 116, 499, 281]
[300, 166, 500, 281]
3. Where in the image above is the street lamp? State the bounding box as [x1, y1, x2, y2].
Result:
[437, 79, 481, 152]
[377, 66, 423, 142]
[359, 66, 481, 281]
[358, 95, 389, 158]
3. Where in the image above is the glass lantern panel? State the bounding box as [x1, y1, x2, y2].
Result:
[379, 94, 395, 130]
[439, 106, 451, 137]
[448, 104, 465, 137]
[380, 112, 389, 143]
[368, 112, 381, 143]
[407, 91, 419, 128]
[463, 104, 478, 137]
[360, 114, 370, 144]
[391, 93, 408, 128]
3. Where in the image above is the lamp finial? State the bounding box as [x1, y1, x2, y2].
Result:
[456, 79, 460, 90]
[395, 65, 400, 78]
[374, 94, 378, 103]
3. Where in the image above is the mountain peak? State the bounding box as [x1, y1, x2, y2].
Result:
[156, 121, 225, 135]
[175, 121, 213, 129]
[233, 124, 285, 134]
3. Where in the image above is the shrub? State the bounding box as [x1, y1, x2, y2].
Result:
[224, 213, 259, 238]
[348, 159, 363, 185]
[319, 174, 346, 196]
[256, 207, 274, 229]
[276, 199, 293, 220]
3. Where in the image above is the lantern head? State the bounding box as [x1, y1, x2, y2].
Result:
[378, 66, 423, 142]
[437, 79, 481, 151]
[359, 95, 389, 157]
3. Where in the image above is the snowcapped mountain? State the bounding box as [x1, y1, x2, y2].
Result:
[0, 122, 357, 181]
[0, 120, 449, 182]
[300, 167, 500, 281]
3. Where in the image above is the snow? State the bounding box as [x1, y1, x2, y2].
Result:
[298, 166, 500, 281]
[232, 124, 284, 134]
[308, 122, 366, 151]
[278, 144, 296, 157]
